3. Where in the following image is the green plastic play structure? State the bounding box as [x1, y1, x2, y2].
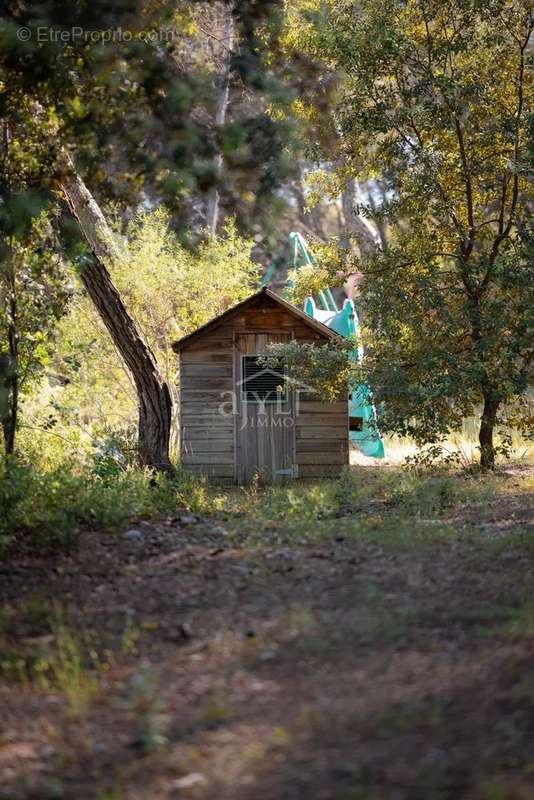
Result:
[266, 231, 385, 458]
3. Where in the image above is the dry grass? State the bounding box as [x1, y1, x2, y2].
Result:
[352, 427, 534, 467]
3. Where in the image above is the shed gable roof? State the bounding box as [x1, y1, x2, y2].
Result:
[172, 287, 340, 352]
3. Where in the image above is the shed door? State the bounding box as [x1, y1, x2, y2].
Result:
[235, 333, 296, 484]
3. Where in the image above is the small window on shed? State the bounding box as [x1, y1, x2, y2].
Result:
[241, 355, 287, 403]
[350, 416, 364, 432]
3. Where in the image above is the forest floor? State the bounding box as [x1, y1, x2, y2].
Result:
[1, 463, 534, 800]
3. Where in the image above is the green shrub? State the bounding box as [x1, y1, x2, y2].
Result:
[0, 455, 224, 557]
[90, 426, 139, 480]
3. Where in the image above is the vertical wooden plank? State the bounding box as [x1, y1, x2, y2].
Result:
[232, 330, 237, 485]
[235, 330, 296, 483]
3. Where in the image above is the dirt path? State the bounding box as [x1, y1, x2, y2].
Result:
[1, 468, 534, 800]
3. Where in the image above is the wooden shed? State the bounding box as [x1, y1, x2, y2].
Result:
[172, 287, 349, 484]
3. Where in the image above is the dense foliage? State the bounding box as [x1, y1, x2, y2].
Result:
[0, 0, 299, 465]
[283, 0, 534, 466]
[0, 212, 70, 454]
[261, 338, 354, 402]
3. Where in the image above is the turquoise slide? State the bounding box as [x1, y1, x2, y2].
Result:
[287, 232, 385, 458]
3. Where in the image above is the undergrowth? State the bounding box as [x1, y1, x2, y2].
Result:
[0, 455, 222, 557]
[1, 447, 530, 558]
[0, 601, 111, 716]
[224, 466, 529, 548]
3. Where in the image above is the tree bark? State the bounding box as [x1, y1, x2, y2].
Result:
[340, 179, 377, 256]
[0, 352, 13, 455]
[0, 255, 18, 456]
[479, 394, 500, 469]
[58, 154, 172, 471]
[205, 10, 234, 234]
[5, 287, 18, 456]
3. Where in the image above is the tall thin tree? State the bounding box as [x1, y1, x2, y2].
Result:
[205, 8, 234, 234]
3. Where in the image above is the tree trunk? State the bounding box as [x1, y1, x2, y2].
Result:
[58, 154, 172, 471]
[0, 256, 18, 457]
[292, 163, 327, 240]
[5, 288, 18, 456]
[479, 395, 500, 469]
[205, 11, 234, 234]
[0, 353, 13, 455]
[340, 179, 377, 256]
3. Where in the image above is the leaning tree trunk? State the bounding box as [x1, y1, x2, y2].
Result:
[58, 154, 172, 471]
[479, 394, 500, 470]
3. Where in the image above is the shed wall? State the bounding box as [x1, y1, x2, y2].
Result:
[179, 324, 235, 481]
[295, 396, 349, 478]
